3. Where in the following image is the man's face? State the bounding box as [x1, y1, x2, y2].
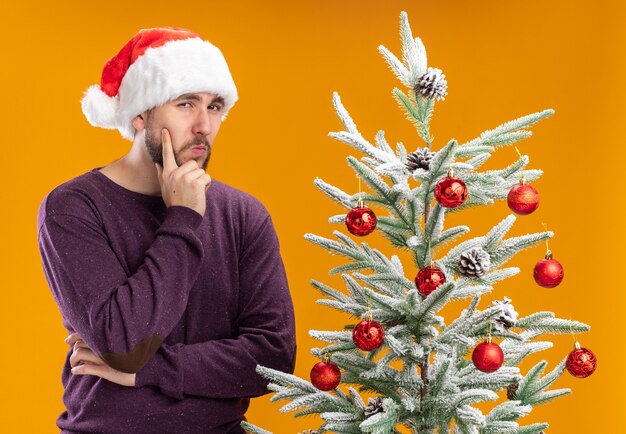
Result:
[143, 92, 224, 171]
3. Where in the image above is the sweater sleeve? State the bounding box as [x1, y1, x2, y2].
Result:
[134, 215, 297, 400]
[37, 204, 205, 374]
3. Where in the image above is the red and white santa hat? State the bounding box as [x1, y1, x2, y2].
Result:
[81, 27, 238, 141]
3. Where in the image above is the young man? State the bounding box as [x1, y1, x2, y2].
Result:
[36, 27, 297, 433]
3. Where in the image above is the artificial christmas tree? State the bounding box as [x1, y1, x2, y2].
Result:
[242, 11, 593, 434]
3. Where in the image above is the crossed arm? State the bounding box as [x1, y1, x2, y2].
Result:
[39, 196, 296, 399]
[68, 216, 297, 398]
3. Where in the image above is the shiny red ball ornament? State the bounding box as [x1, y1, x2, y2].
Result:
[434, 169, 468, 208]
[345, 199, 377, 236]
[472, 340, 504, 373]
[507, 177, 540, 215]
[352, 319, 385, 351]
[310, 360, 341, 391]
[533, 251, 564, 288]
[415, 265, 447, 296]
[566, 342, 597, 378]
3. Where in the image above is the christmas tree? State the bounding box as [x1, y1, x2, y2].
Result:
[242, 11, 596, 434]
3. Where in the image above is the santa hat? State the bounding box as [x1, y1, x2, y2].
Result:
[81, 27, 238, 141]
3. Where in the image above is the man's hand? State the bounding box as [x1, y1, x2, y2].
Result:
[65, 333, 136, 387]
[154, 128, 212, 216]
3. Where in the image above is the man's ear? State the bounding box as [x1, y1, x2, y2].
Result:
[131, 112, 147, 132]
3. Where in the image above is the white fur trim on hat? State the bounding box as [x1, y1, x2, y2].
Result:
[115, 37, 238, 140]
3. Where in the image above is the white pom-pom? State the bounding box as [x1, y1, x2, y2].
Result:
[81, 84, 119, 129]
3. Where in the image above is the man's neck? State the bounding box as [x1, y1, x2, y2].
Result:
[100, 141, 162, 197]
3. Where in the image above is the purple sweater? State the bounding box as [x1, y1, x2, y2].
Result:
[37, 167, 297, 433]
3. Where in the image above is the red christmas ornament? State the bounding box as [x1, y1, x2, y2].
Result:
[310, 359, 341, 391]
[533, 251, 564, 288]
[415, 265, 446, 296]
[352, 318, 385, 351]
[472, 340, 504, 373]
[434, 168, 468, 208]
[507, 177, 540, 215]
[566, 342, 597, 378]
[345, 198, 377, 236]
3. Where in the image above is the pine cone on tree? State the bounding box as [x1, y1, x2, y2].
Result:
[507, 382, 519, 400]
[406, 147, 435, 172]
[414, 67, 448, 101]
[491, 297, 519, 332]
[459, 247, 491, 278]
[364, 396, 384, 416]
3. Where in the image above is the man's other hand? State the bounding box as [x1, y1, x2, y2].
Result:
[65, 333, 137, 387]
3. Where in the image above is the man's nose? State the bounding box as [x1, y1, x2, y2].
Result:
[192, 109, 212, 136]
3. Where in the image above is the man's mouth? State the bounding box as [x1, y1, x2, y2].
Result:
[190, 145, 208, 156]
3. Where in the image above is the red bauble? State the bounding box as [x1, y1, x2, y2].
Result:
[310, 361, 341, 391]
[434, 175, 468, 208]
[507, 182, 540, 215]
[472, 341, 504, 373]
[352, 319, 385, 351]
[533, 252, 564, 288]
[345, 205, 377, 236]
[566, 343, 597, 378]
[415, 266, 446, 296]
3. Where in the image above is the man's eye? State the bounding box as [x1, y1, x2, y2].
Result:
[209, 105, 223, 111]
[178, 102, 192, 108]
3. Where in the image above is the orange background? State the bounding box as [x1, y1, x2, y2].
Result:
[1, 1, 623, 432]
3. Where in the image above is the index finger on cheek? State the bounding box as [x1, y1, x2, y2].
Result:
[161, 128, 178, 170]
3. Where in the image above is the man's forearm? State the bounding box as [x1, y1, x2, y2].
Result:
[38, 205, 205, 373]
[135, 331, 297, 400]
[135, 215, 297, 400]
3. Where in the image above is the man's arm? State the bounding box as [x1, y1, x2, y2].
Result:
[38, 199, 205, 374]
[134, 215, 297, 400]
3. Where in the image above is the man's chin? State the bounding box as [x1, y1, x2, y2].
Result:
[194, 156, 210, 171]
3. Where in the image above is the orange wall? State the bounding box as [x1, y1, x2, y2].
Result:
[1, 1, 622, 432]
